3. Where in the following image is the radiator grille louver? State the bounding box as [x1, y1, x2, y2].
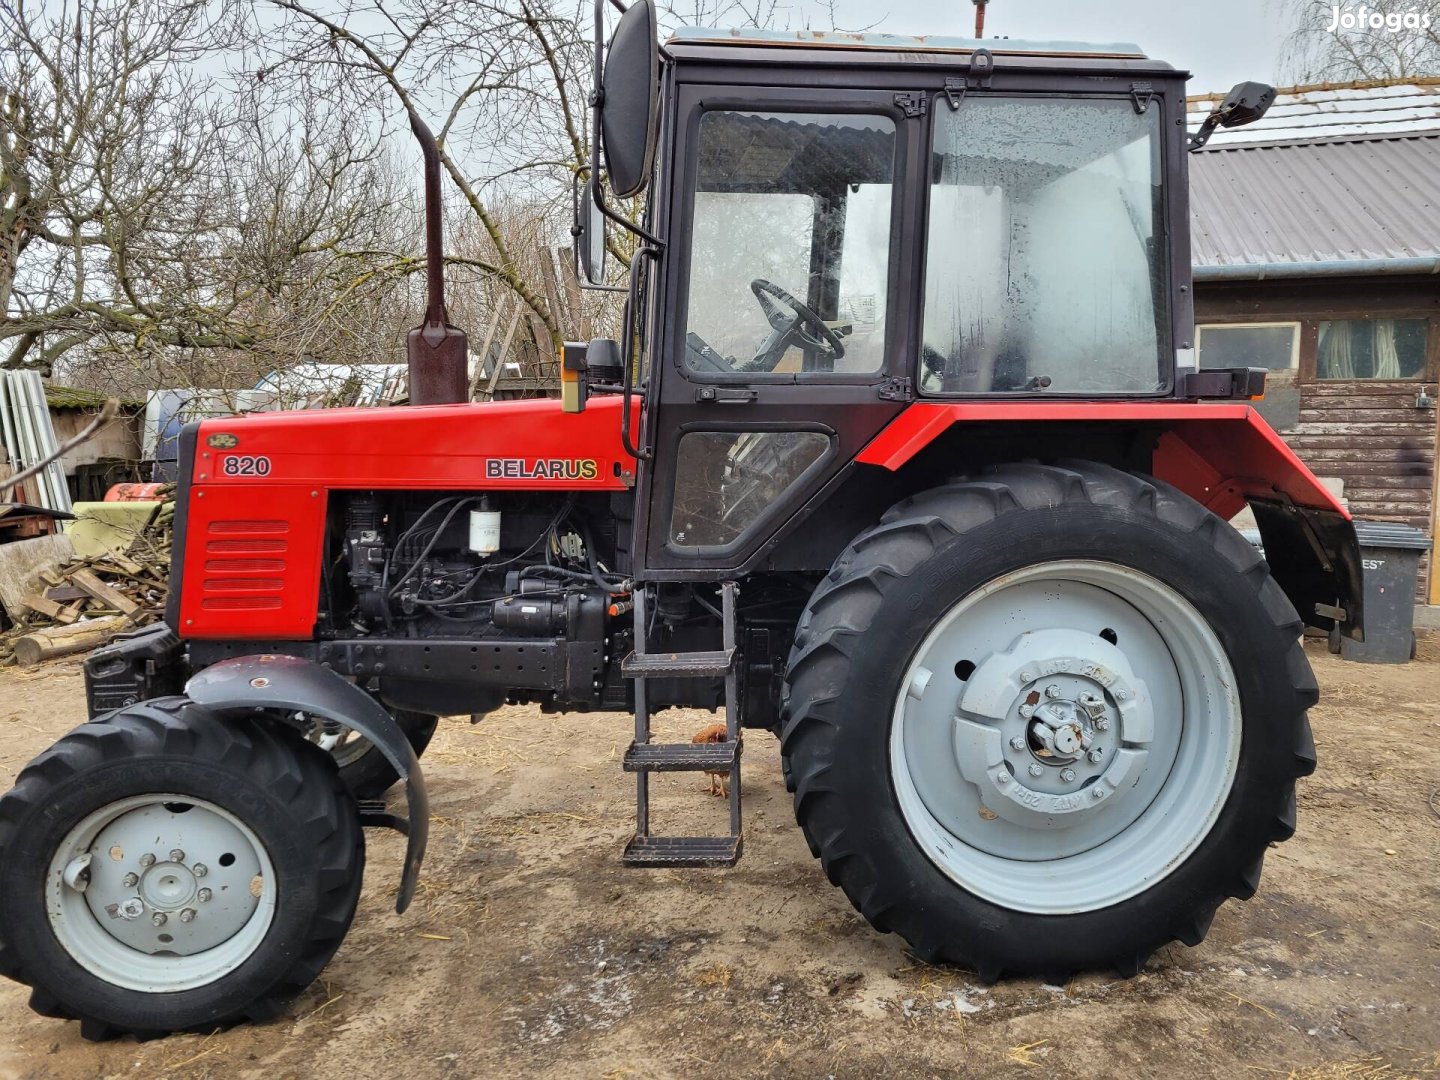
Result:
[200, 520, 290, 612]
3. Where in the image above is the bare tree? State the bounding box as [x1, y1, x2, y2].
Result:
[2, 0, 423, 393]
[1, 0, 245, 373]
[1277, 0, 1440, 82]
[249, 0, 829, 354]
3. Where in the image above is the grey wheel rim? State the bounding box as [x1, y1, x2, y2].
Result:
[890, 560, 1241, 914]
[47, 795, 276, 992]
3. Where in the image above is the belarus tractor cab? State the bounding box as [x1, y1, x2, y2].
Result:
[0, 2, 1363, 1039]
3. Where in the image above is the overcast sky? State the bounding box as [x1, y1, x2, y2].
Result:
[794, 0, 1298, 95]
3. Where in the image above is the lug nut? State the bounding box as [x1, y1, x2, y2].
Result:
[179, 909, 197, 924]
[1092, 787, 1106, 799]
[197, 888, 212, 903]
[138, 853, 156, 868]
[996, 771, 1011, 785]
[121, 872, 139, 888]
[1060, 768, 1077, 783]
[120, 898, 144, 919]
[169, 849, 186, 863]
[192, 863, 208, 878]
[1094, 717, 1111, 732]
[1020, 671, 1035, 684]
[151, 912, 167, 927]
[1019, 704, 1035, 719]
[1115, 689, 1130, 701]
[1045, 684, 1061, 699]
[1088, 748, 1104, 763]
[1010, 736, 1027, 751]
[1028, 763, 1044, 778]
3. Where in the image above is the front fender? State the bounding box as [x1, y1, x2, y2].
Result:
[185, 654, 428, 914]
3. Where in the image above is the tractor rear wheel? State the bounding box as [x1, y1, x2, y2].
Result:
[312, 709, 437, 800]
[0, 699, 363, 1038]
[781, 462, 1317, 980]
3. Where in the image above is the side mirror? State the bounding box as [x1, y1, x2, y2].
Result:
[1189, 81, 1276, 151]
[597, 0, 659, 198]
[573, 171, 608, 285]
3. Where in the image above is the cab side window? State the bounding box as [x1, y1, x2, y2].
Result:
[684, 111, 897, 376]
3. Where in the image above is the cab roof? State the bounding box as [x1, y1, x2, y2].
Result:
[667, 27, 1152, 62]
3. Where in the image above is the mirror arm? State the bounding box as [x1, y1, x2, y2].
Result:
[1188, 114, 1222, 152]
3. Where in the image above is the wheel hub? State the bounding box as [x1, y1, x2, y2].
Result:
[952, 628, 1153, 828]
[138, 861, 198, 910]
[63, 799, 266, 962]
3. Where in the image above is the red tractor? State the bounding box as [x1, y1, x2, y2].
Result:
[0, 4, 1362, 1039]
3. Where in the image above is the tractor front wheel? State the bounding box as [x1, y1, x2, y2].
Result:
[0, 700, 364, 1039]
[781, 462, 1317, 980]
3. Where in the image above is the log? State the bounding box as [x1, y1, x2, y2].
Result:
[12, 616, 129, 667]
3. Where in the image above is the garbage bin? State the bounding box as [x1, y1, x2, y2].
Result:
[1341, 521, 1432, 664]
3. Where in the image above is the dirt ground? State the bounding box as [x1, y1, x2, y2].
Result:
[0, 639, 1437, 1080]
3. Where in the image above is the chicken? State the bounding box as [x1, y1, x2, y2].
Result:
[692, 722, 732, 797]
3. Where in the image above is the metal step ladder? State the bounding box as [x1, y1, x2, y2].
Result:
[620, 581, 743, 868]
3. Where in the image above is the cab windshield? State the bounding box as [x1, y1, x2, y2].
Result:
[922, 97, 1169, 395]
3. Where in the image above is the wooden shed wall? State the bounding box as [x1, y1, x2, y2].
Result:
[1196, 277, 1439, 521]
[1196, 276, 1440, 596]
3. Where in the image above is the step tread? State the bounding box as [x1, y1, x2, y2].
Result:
[624, 740, 740, 772]
[622, 834, 743, 868]
[621, 647, 737, 679]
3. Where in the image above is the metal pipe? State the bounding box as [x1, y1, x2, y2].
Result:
[1192, 257, 1440, 282]
[409, 109, 447, 327]
[404, 108, 469, 406]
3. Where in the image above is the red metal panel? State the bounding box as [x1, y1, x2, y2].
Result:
[855, 402, 1349, 518]
[177, 486, 326, 639]
[191, 396, 636, 491]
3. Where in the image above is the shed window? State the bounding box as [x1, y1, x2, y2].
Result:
[1317, 319, 1429, 380]
[1197, 323, 1299, 371]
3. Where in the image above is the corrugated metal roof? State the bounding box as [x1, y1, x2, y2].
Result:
[1190, 135, 1440, 272]
[1186, 79, 1440, 148]
[669, 27, 1147, 59]
[1187, 79, 1440, 277]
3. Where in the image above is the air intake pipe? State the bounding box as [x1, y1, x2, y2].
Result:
[405, 108, 470, 406]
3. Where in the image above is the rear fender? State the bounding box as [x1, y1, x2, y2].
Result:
[1150, 419, 1363, 641]
[185, 654, 428, 913]
[856, 403, 1364, 640]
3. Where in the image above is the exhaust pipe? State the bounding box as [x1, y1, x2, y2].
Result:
[405, 108, 470, 406]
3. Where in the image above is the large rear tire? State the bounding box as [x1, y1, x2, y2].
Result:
[314, 709, 438, 800]
[0, 699, 364, 1039]
[781, 462, 1317, 980]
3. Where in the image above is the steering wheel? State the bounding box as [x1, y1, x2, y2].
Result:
[744, 278, 847, 372]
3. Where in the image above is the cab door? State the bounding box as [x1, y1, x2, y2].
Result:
[638, 85, 922, 575]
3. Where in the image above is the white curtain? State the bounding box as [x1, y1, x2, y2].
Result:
[1373, 319, 1402, 379]
[1318, 322, 1354, 379]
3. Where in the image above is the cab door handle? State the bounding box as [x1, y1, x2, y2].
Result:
[694, 386, 758, 404]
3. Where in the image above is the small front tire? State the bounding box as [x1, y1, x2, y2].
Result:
[0, 698, 364, 1039]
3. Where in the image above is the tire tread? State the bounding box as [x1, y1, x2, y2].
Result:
[781, 461, 1318, 980]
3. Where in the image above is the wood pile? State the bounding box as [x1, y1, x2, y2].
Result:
[0, 504, 172, 666]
